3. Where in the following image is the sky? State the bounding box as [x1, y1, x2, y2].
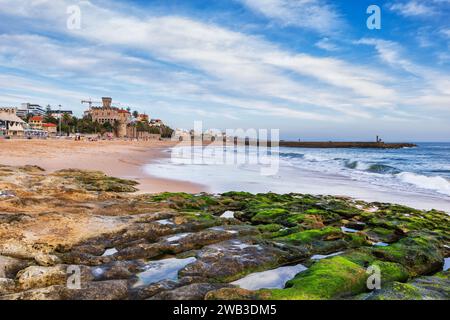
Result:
[0, 0, 449, 141]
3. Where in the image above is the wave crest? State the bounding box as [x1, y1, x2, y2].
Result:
[397, 172, 450, 196]
[367, 164, 401, 174]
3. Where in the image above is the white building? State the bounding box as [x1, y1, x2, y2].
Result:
[0, 108, 26, 137]
[172, 129, 192, 141]
[50, 110, 73, 119]
[17, 103, 46, 118]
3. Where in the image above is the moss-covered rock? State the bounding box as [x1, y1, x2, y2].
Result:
[359, 272, 450, 300]
[264, 256, 368, 300]
[275, 226, 342, 244]
[251, 208, 289, 224]
[258, 224, 283, 233]
[371, 232, 445, 276]
[148, 192, 219, 211]
[53, 169, 138, 192]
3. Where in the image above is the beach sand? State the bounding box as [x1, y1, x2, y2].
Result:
[0, 139, 206, 194]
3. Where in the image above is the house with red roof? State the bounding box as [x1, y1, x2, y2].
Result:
[42, 123, 57, 136]
[29, 116, 43, 130]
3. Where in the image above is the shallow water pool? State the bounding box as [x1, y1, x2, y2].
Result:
[134, 257, 196, 287]
[231, 263, 307, 290]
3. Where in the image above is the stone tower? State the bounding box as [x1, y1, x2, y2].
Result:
[102, 97, 112, 109]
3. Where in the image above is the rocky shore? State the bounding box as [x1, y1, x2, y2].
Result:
[0, 164, 448, 300]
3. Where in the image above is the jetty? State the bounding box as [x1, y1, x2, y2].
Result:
[277, 141, 417, 149]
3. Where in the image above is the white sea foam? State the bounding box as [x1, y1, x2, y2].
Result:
[397, 172, 450, 196]
[303, 153, 330, 162]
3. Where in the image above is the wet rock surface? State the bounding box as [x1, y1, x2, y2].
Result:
[0, 166, 448, 300]
[358, 271, 450, 300]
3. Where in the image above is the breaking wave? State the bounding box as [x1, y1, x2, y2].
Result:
[343, 160, 400, 174]
[397, 172, 450, 196]
[366, 164, 401, 174]
[344, 160, 358, 169]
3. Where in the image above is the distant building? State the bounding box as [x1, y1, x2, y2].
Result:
[0, 108, 26, 137]
[126, 124, 161, 140]
[50, 110, 73, 119]
[42, 123, 57, 136]
[17, 103, 46, 118]
[150, 119, 163, 127]
[85, 97, 131, 137]
[137, 114, 149, 123]
[29, 116, 44, 130]
[172, 129, 192, 141]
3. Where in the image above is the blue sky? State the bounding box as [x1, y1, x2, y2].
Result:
[0, 0, 449, 141]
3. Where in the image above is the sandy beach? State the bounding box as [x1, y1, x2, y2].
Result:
[0, 139, 205, 194]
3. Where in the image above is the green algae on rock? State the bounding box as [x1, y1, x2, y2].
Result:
[358, 271, 450, 300]
[53, 169, 139, 192]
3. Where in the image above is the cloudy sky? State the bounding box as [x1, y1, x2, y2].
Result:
[0, 0, 449, 141]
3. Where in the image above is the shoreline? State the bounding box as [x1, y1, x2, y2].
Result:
[144, 145, 450, 213]
[146, 160, 450, 213]
[0, 139, 207, 194]
[1, 139, 449, 212]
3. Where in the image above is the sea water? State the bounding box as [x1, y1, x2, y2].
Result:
[145, 143, 450, 212]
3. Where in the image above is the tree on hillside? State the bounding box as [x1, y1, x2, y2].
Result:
[113, 120, 121, 137]
[132, 110, 139, 119]
[102, 121, 113, 134]
[44, 115, 58, 125]
[160, 126, 174, 138]
[62, 113, 71, 125]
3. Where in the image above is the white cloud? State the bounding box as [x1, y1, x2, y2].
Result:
[357, 38, 450, 110]
[238, 0, 343, 34]
[0, 0, 448, 129]
[387, 1, 436, 17]
[441, 28, 450, 38]
[315, 38, 338, 51]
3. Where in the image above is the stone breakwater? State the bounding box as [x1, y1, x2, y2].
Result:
[277, 142, 417, 149]
[0, 164, 448, 300]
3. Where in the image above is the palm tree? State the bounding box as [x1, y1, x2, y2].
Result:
[62, 113, 71, 124]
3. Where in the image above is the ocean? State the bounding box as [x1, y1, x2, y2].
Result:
[144, 142, 450, 212]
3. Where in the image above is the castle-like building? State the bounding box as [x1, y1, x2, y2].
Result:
[87, 97, 131, 137]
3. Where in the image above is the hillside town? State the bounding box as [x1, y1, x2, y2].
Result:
[0, 97, 173, 140]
